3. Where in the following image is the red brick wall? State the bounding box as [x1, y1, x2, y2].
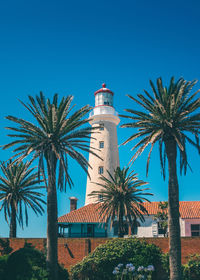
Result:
[0, 237, 200, 270]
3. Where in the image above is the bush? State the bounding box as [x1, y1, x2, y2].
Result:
[0, 239, 13, 255]
[0, 255, 8, 280]
[183, 254, 200, 280]
[70, 238, 168, 280]
[160, 253, 200, 280]
[5, 243, 69, 280]
[161, 253, 170, 279]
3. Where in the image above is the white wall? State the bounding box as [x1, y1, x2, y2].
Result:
[180, 218, 185, 237]
[136, 216, 186, 238]
[137, 216, 155, 237]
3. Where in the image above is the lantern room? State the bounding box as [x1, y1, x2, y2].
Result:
[94, 83, 114, 107]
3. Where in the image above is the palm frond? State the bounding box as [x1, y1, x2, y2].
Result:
[121, 77, 200, 177]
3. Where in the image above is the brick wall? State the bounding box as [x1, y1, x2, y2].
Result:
[0, 237, 200, 270]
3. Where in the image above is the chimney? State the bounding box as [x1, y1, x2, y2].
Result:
[69, 197, 78, 212]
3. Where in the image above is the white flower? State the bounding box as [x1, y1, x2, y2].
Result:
[126, 263, 133, 268]
[128, 266, 135, 272]
[117, 263, 123, 268]
[138, 266, 144, 271]
[112, 269, 119, 275]
[114, 267, 119, 271]
[147, 265, 155, 271]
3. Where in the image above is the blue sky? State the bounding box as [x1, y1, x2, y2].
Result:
[0, 0, 200, 237]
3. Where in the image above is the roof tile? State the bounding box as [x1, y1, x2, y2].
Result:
[58, 201, 200, 223]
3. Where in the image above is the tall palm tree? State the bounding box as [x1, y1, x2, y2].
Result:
[121, 77, 200, 280]
[3, 92, 97, 280]
[89, 166, 152, 237]
[0, 160, 45, 238]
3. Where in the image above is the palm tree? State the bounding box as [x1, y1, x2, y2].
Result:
[0, 160, 45, 238]
[3, 92, 97, 280]
[89, 166, 152, 237]
[121, 77, 200, 280]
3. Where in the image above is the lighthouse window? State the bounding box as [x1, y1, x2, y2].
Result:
[99, 141, 104, 148]
[98, 166, 104, 174]
[99, 124, 104, 131]
[98, 194, 103, 202]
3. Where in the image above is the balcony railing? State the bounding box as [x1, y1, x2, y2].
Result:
[58, 232, 107, 238]
[89, 106, 118, 117]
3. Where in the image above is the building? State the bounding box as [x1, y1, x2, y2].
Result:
[58, 201, 200, 238]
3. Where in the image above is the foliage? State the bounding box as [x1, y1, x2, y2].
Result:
[0, 160, 45, 237]
[154, 202, 168, 237]
[3, 92, 97, 189]
[120, 77, 200, 177]
[160, 253, 200, 280]
[4, 243, 69, 280]
[0, 239, 13, 255]
[89, 166, 152, 237]
[161, 253, 170, 279]
[0, 255, 8, 280]
[183, 254, 200, 280]
[70, 238, 167, 280]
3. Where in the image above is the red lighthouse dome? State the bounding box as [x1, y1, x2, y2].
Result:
[94, 83, 114, 96]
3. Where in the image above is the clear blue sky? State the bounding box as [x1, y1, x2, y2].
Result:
[0, 0, 200, 237]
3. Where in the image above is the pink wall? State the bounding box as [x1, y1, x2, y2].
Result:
[184, 219, 200, 236]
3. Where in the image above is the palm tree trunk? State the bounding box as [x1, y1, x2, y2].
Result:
[46, 153, 58, 280]
[118, 210, 124, 237]
[165, 139, 182, 280]
[9, 201, 16, 238]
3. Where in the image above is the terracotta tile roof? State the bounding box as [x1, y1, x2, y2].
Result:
[179, 201, 200, 219]
[58, 203, 104, 223]
[58, 201, 200, 224]
[142, 201, 200, 218]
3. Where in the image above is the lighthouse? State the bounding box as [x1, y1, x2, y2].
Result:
[85, 83, 120, 205]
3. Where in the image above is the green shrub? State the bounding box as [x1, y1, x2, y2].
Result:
[160, 253, 200, 280]
[5, 243, 69, 280]
[70, 238, 168, 280]
[0, 255, 8, 280]
[183, 254, 200, 280]
[0, 239, 13, 255]
[161, 253, 170, 279]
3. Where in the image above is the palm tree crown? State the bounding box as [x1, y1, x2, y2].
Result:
[4, 92, 96, 189]
[0, 160, 45, 237]
[121, 77, 200, 177]
[89, 166, 152, 237]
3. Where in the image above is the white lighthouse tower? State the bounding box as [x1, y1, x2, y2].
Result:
[85, 83, 120, 205]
